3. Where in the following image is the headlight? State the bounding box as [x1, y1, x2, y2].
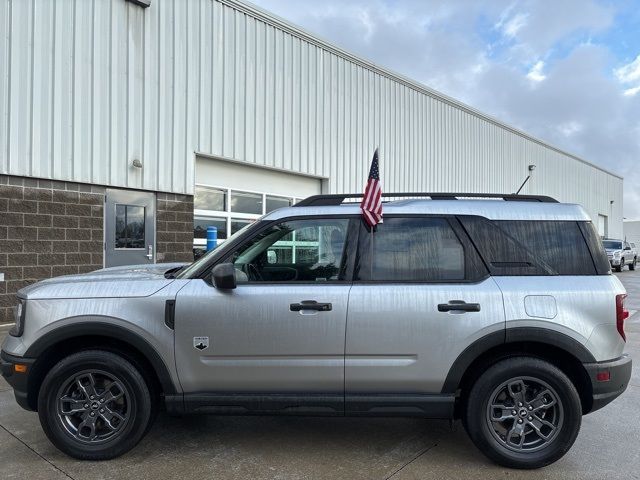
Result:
[9, 298, 26, 337]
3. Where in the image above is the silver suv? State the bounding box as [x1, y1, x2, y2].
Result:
[1, 193, 632, 469]
[603, 239, 637, 272]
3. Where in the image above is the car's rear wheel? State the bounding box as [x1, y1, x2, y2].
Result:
[38, 350, 153, 460]
[464, 357, 581, 469]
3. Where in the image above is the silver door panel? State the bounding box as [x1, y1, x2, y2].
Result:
[345, 278, 505, 393]
[174, 279, 350, 393]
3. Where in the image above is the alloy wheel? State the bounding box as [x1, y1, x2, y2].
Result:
[486, 376, 564, 453]
[56, 369, 131, 444]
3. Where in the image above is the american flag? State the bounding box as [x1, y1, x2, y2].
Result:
[360, 149, 382, 227]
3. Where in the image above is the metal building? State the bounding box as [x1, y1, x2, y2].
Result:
[0, 0, 625, 321]
[624, 221, 640, 246]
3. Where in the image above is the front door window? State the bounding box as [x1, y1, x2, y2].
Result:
[230, 219, 350, 282]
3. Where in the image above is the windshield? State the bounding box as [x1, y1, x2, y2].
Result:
[176, 219, 260, 279]
[603, 240, 622, 249]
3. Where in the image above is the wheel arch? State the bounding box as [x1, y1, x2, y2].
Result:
[443, 327, 595, 416]
[24, 322, 177, 411]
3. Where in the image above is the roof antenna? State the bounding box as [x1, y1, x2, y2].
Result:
[515, 164, 536, 195]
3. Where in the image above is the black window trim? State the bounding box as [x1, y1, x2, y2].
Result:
[577, 221, 612, 275]
[197, 214, 362, 285]
[353, 214, 490, 285]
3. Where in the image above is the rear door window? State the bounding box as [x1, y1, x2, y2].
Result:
[356, 217, 486, 282]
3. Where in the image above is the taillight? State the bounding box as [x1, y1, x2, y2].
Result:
[616, 294, 629, 341]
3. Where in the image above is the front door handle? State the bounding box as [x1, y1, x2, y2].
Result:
[290, 300, 332, 312]
[146, 244, 153, 260]
[438, 300, 481, 313]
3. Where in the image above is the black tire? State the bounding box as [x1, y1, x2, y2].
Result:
[38, 350, 153, 460]
[615, 262, 623, 272]
[630, 258, 636, 271]
[464, 357, 581, 469]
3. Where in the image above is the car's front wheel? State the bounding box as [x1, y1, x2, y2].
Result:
[464, 357, 581, 469]
[38, 350, 153, 460]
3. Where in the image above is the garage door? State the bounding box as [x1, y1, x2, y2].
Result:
[193, 156, 323, 252]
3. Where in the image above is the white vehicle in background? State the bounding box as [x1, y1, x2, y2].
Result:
[603, 239, 637, 272]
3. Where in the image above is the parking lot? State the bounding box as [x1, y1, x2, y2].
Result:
[1, 272, 638, 480]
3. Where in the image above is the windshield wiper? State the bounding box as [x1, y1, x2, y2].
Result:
[164, 265, 186, 279]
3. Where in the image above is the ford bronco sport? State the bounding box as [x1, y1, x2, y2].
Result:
[0, 192, 632, 469]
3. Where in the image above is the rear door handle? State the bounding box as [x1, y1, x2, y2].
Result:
[437, 301, 481, 313]
[290, 300, 333, 312]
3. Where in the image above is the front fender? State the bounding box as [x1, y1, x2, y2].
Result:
[23, 320, 178, 395]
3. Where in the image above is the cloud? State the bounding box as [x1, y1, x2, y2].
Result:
[526, 60, 546, 83]
[252, 0, 640, 218]
[497, 11, 529, 38]
[616, 55, 640, 96]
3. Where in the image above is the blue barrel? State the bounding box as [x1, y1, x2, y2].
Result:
[206, 226, 218, 251]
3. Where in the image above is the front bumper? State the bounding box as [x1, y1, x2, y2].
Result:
[0, 350, 36, 411]
[583, 354, 632, 413]
[608, 258, 621, 266]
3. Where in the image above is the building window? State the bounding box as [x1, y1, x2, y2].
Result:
[194, 216, 227, 241]
[193, 185, 300, 253]
[194, 186, 226, 211]
[231, 218, 253, 235]
[266, 195, 292, 212]
[230, 191, 263, 215]
[115, 205, 145, 249]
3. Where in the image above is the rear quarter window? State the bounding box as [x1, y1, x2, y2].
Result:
[459, 216, 603, 276]
[495, 220, 597, 275]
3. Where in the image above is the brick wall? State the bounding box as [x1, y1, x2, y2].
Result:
[156, 193, 195, 263]
[0, 176, 104, 323]
[0, 176, 195, 323]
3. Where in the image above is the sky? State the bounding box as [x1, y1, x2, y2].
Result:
[251, 0, 640, 219]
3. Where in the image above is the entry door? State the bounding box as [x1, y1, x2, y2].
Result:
[105, 189, 156, 267]
[174, 217, 355, 394]
[345, 217, 505, 394]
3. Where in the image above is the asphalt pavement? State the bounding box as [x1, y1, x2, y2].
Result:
[0, 271, 639, 480]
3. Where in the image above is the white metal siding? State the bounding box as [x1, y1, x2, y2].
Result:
[0, 0, 624, 237]
[624, 221, 640, 246]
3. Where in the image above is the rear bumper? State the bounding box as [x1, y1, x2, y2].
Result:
[0, 350, 36, 411]
[583, 354, 632, 413]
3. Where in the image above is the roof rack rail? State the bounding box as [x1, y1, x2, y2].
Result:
[294, 192, 559, 207]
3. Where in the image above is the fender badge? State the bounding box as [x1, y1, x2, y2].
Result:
[193, 336, 209, 351]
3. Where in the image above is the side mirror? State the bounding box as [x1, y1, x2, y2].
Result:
[625, 246, 631, 251]
[210, 263, 237, 290]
